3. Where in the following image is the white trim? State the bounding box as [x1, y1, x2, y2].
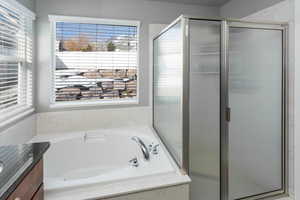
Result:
[0, 56, 24, 62]
[50, 99, 139, 109]
[0, 107, 34, 129]
[49, 15, 140, 27]
[49, 19, 56, 105]
[48, 15, 141, 108]
[136, 18, 141, 105]
[0, 0, 35, 20]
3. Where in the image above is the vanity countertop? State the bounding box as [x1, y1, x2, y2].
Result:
[0, 142, 50, 200]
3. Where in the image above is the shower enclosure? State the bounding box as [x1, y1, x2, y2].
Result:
[153, 15, 288, 200]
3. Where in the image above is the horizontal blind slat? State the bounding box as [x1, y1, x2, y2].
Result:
[0, 94, 17, 102]
[0, 100, 17, 110]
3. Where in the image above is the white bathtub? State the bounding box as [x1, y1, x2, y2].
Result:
[31, 127, 189, 200]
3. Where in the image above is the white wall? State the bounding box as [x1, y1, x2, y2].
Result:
[241, 0, 290, 21]
[16, 0, 35, 11]
[35, 0, 219, 113]
[0, 115, 36, 145]
[220, 0, 284, 18]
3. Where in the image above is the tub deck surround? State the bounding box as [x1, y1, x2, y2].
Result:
[31, 127, 190, 200]
[0, 142, 50, 200]
[45, 172, 190, 200]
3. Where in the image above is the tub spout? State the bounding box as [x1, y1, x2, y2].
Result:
[131, 136, 150, 161]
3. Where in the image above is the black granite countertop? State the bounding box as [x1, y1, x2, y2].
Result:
[0, 142, 50, 200]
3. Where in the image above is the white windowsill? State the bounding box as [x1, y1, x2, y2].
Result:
[49, 99, 139, 109]
[0, 107, 35, 129]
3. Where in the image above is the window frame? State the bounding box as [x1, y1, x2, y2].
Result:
[0, 0, 35, 128]
[49, 15, 140, 108]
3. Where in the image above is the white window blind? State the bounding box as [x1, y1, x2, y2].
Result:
[50, 16, 139, 105]
[0, 0, 35, 120]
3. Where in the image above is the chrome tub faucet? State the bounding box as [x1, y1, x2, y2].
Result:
[131, 136, 150, 161]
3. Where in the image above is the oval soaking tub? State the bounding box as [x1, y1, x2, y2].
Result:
[30, 127, 189, 200]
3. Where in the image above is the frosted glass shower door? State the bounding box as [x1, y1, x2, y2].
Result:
[153, 21, 184, 166]
[189, 20, 221, 200]
[228, 26, 284, 199]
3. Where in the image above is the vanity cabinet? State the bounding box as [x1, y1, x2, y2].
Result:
[7, 159, 44, 200]
[31, 185, 44, 200]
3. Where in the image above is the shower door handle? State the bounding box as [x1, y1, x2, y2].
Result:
[226, 107, 231, 122]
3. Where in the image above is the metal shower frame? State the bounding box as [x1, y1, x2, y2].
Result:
[152, 15, 289, 200]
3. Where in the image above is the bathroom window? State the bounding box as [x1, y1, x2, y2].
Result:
[0, 0, 35, 124]
[49, 16, 139, 107]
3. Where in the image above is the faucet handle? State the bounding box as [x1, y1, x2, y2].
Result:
[148, 143, 154, 151]
[129, 157, 139, 167]
[152, 144, 160, 155]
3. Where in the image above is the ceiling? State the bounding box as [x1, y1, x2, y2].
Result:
[147, 0, 230, 6]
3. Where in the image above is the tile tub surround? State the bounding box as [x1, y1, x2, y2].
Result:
[0, 142, 50, 200]
[36, 106, 151, 134]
